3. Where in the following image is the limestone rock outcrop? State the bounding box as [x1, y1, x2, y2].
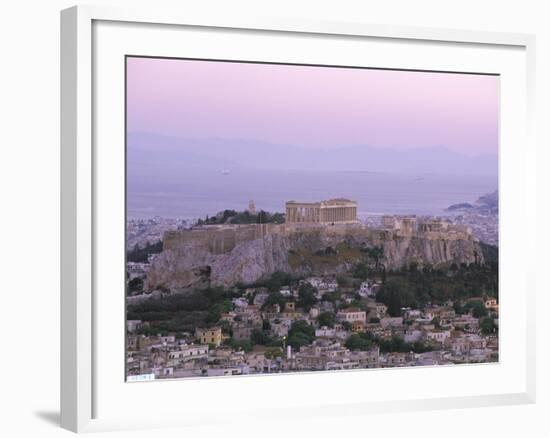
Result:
[145, 224, 483, 291]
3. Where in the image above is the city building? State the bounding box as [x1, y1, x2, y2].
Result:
[195, 327, 223, 347]
[336, 308, 367, 323]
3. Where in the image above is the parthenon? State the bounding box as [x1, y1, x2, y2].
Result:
[285, 199, 358, 224]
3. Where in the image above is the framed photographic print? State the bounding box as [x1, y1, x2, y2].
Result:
[61, 5, 536, 433]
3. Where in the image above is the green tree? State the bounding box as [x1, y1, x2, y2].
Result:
[317, 312, 335, 328]
[322, 291, 340, 303]
[465, 300, 488, 318]
[262, 291, 286, 310]
[345, 334, 373, 351]
[363, 245, 383, 269]
[376, 279, 418, 317]
[341, 321, 352, 331]
[353, 262, 369, 280]
[251, 328, 271, 345]
[480, 316, 496, 335]
[378, 336, 409, 353]
[264, 271, 293, 292]
[126, 239, 163, 263]
[298, 283, 317, 311]
[224, 338, 252, 352]
[127, 277, 144, 294]
[287, 320, 315, 349]
[336, 275, 350, 288]
[256, 210, 269, 224]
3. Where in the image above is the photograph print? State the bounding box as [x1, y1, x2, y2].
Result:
[125, 56, 499, 381]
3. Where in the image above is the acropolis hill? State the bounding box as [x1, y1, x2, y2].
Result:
[145, 200, 483, 291]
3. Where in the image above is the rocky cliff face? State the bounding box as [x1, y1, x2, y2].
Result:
[145, 233, 291, 291]
[145, 225, 483, 291]
[381, 236, 482, 268]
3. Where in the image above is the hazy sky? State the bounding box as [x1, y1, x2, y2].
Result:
[127, 57, 499, 156]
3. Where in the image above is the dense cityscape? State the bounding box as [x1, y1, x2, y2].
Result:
[126, 197, 498, 380]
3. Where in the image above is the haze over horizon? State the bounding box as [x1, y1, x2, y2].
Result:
[127, 57, 499, 158]
[127, 130, 498, 176]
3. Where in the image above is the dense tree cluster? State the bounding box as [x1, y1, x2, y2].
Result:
[344, 332, 433, 354]
[297, 283, 317, 311]
[127, 287, 238, 334]
[127, 240, 163, 263]
[345, 333, 373, 351]
[480, 316, 497, 335]
[196, 209, 285, 226]
[375, 260, 498, 316]
[287, 320, 315, 349]
[317, 312, 335, 328]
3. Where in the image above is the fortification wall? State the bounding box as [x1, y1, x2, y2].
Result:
[163, 224, 289, 255]
[163, 222, 474, 255]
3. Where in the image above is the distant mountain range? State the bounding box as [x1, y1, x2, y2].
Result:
[446, 190, 498, 214]
[127, 131, 498, 177]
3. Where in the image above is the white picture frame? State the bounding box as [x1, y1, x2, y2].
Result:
[60, 4, 537, 433]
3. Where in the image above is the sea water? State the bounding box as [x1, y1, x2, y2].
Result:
[127, 168, 497, 220]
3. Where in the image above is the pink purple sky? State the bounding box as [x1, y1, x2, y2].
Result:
[126, 57, 499, 156]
